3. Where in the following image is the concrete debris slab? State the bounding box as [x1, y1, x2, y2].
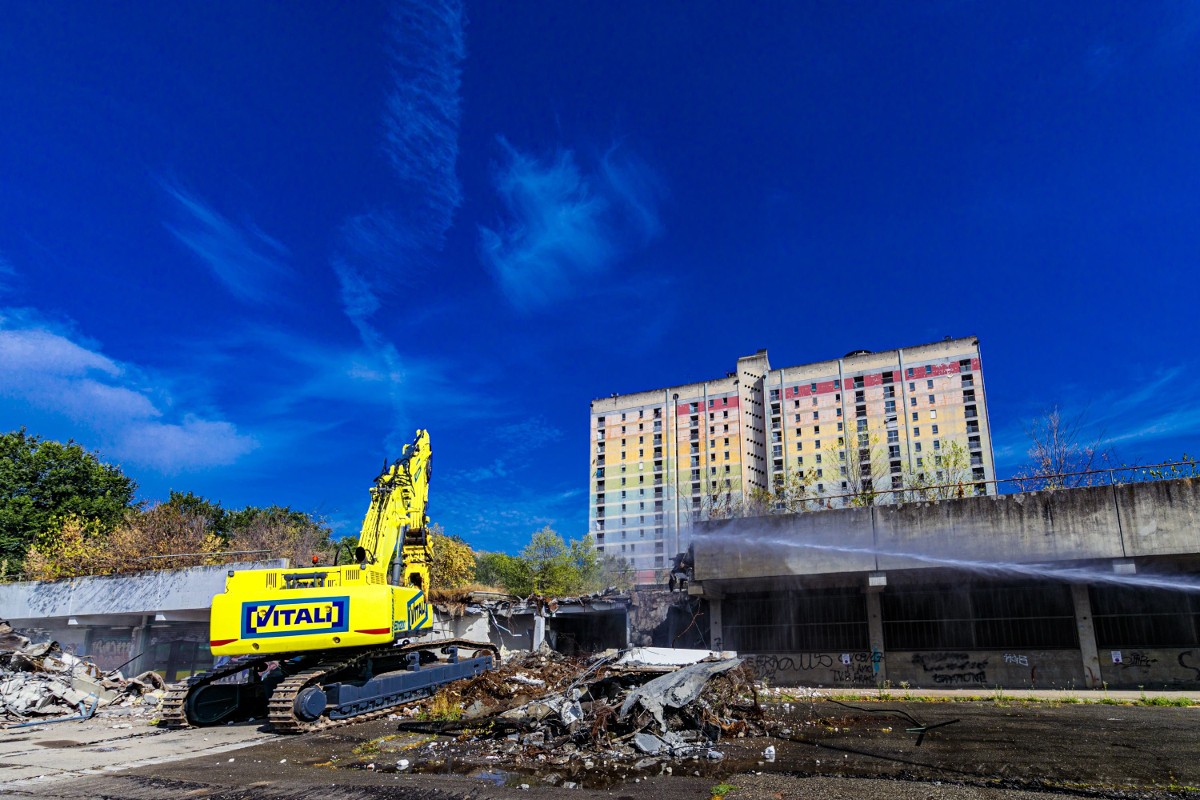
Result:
[618, 657, 744, 731]
[616, 647, 738, 668]
[633, 731, 666, 754]
[1, 619, 163, 725]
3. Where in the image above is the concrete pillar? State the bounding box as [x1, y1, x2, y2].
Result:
[865, 590, 887, 685]
[708, 599, 723, 652]
[1072, 584, 1103, 688]
[131, 615, 152, 675]
[532, 611, 546, 651]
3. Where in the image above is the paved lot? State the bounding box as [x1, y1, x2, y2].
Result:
[0, 715, 273, 787]
[1, 695, 1198, 799]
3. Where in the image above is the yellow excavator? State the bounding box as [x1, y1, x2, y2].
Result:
[161, 430, 495, 732]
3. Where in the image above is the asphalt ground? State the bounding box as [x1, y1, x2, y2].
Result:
[2, 692, 1198, 799]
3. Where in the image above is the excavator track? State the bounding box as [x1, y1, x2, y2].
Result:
[159, 655, 276, 728]
[163, 639, 497, 733]
[269, 638, 498, 734]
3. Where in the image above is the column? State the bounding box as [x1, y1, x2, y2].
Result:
[708, 598, 723, 652]
[865, 589, 887, 685]
[131, 615, 151, 675]
[1072, 584, 1103, 688]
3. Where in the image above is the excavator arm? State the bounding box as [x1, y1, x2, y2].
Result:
[354, 429, 433, 593]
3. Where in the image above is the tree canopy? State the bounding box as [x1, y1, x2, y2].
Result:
[0, 428, 137, 573]
[474, 527, 630, 596]
[429, 524, 476, 590]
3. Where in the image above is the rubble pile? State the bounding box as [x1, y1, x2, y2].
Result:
[396, 647, 762, 780]
[0, 620, 166, 725]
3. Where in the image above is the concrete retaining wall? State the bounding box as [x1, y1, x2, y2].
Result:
[746, 649, 1087, 689]
[1096, 647, 1200, 690]
[0, 560, 288, 624]
[694, 478, 1200, 582]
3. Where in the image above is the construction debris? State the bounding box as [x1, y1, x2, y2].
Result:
[391, 646, 762, 778]
[0, 620, 165, 725]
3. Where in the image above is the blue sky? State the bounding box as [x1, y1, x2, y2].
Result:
[2, 2, 1199, 551]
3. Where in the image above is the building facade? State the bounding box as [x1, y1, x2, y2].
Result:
[589, 337, 996, 582]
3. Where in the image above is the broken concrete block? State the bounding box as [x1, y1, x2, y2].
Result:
[618, 658, 743, 731]
[633, 732, 666, 755]
[67, 673, 119, 704]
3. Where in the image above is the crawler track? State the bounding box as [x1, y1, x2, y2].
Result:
[159, 655, 275, 729]
[162, 639, 498, 734]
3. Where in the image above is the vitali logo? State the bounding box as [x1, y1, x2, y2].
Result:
[241, 597, 349, 638]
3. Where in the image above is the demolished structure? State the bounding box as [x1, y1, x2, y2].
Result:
[384, 646, 762, 782]
[0, 620, 165, 725]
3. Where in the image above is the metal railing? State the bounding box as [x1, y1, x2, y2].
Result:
[747, 459, 1200, 516]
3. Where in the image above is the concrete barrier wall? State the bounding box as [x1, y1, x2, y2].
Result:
[1118, 480, 1200, 557]
[1096, 647, 1200, 690]
[694, 478, 1200, 582]
[747, 651, 883, 687]
[891, 650, 1084, 690]
[746, 649, 1088, 689]
[0, 560, 288, 623]
[874, 486, 1124, 569]
[695, 508, 876, 581]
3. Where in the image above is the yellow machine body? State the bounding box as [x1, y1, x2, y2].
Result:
[209, 430, 435, 657]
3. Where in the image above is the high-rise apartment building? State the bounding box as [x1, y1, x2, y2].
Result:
[589, 337, 996, 582]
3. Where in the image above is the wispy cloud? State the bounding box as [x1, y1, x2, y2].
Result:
[437, 483, 586, 549]
[492, 417, 563, 450]
[479, 139, 664, 312]
[453, 417, 563, 483]
[459, 459, 510, 483]
[992, 366, 1200, 467]
[383, 0, 465, 249]
[325, 0, 468, 451]
[0, 309, 256, 472]
[164, 182, 290, 305]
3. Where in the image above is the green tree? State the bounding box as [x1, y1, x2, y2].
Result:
[166, 491, 230, 537]
[0, 429, 137, 573]
[225, 505, 332, 566]
[568, 534, 603, 591]
[521, 526, 575, 595]
[429, 523, 475, 590]
[901, 439, 974, 501]
[835, 430, 889, 506]
[474, 551, 532, 594]
[475, 530, 625, 597]
[746, 465, 819, 516]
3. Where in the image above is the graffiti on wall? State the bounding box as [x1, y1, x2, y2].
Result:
[751, 651, 882, 685]
[1108, 649, 1200, 685]
[910, 652, 989, 685]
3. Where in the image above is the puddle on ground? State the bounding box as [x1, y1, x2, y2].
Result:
[466, 768, 526, 787]
[34, 740, 81, 748]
